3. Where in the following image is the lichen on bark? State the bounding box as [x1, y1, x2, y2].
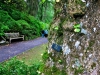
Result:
[42, 0, 100, 75]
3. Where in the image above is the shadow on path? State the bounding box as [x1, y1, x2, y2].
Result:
[0, 37, 48, 62]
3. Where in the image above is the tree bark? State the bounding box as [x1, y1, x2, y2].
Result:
[43, 0, 100, 75]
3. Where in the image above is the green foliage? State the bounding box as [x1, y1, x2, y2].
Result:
[37, 0, 54, 24]
[75, 0, 83, 4]
[0, 0, 27, 12]
[74, 66, 84, 75]
[42, 52, 49, 62]
[41, 0, 46, 3]
[51, 66, 58, 72]
[91, 63, 96, 69]
[74, 24, 80, 28]
[9, 10, 22, 20]
[40, 51, 68, 75]
[0, 9, 46, 40]
[16, 20, 30, 30]
[75, 0, 86, 6]
[0, 0, 52, 40]
[0, 22, 9, 36]
[39, 63, 45, 73]
[39, 22, 49, 30]
[89, 40, 95, 47]
[58, 59, 63, 64]
[0, 57, 40, 75]
[42, 65, 68, 75]
[54, 26, 59, 30]
[74, 29, 80, 32]
[60, 70, 67, 75]
[0, 10, 12, 36]
[74, 24, 81, 32]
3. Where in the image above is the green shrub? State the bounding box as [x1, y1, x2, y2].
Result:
[0, 10, 13, 23]
[0, 22, 9, 36]
[0, 9, 47, 40]
[0, 58, 40, 75]
[39, 22, 49, 30]
[16, 20, 30, 30]
[9, 10, 21, 20]
[0, 10, 13, 35]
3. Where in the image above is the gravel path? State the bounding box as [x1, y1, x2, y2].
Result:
[0, 37, 48, 62]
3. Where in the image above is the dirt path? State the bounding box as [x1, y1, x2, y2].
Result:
[0, 37, 48, 62]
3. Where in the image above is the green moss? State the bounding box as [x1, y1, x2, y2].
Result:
[57, 30, 63, 37]
[74, 66, 84, 75]
[86, 40, 95, 51]
[57, 25, 63, 37]
[49, 52, 64, 64]
[60, 70, 67, 75]
[58, 59, 63, 64]
[91, 63, 96, 69]
[56, 9, 62, 14]
[89, 40, 95, 47]
[51, 66, 58, 72]
[42, 65, 68, 75]
[54, 26, 59, 30]
[49, 53, 52, 57]
[74, 55, 80, 58]
[52, 55, 60, 62]
[44, 68, 52, 75]
[56, 36, 63, 44]
[51, 66, 67, 75]
[86, 47, 92, 51]
[49, 53, 56, 62]
[75, 0, 86, 6]
[53, 70, 67, 75]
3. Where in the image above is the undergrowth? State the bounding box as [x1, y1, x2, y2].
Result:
[0, 57, 41, 75]
[0, 9, 48, 40]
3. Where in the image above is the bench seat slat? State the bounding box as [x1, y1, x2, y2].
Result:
[4, 33, 24, 43]
[10, 37, 24, 39]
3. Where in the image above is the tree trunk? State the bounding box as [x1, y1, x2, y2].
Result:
[42, 0, 100, 75]
[26, 0, 39, 16]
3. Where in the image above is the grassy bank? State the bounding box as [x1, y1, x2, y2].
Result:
[17, 43, 48, 65]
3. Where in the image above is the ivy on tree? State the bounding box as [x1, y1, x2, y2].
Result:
[74, 24, 80, 32]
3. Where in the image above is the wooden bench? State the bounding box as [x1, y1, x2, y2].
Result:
[4, 32, 24, 43]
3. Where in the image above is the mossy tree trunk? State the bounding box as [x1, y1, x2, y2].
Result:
[42, 0, 100, 75]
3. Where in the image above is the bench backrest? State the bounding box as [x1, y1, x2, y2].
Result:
[5, 33, 19, 39]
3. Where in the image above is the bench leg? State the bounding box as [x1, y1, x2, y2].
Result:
[22, 38, 24, 40]
[9, 38, 11, 43]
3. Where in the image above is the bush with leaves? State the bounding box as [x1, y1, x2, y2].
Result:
[0, 22, 9, 36]
[0, 9, 47, 40]
[0, 58, 40, 75]
[0, 10, 11, 36]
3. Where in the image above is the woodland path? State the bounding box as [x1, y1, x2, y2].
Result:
[0, 37, 48, 62]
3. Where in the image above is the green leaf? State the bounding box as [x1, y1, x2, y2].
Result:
[74, 24, 80, 28]
[74, 28, 80, 32]
[54, 26, 58, 30]
[58, 60, 62, 63]
[42, 0, 46, 3]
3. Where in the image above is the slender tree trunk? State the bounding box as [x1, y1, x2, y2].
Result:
[40, 3, 43, 21]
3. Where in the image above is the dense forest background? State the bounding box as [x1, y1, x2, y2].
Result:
[0, 0, 54, 40]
